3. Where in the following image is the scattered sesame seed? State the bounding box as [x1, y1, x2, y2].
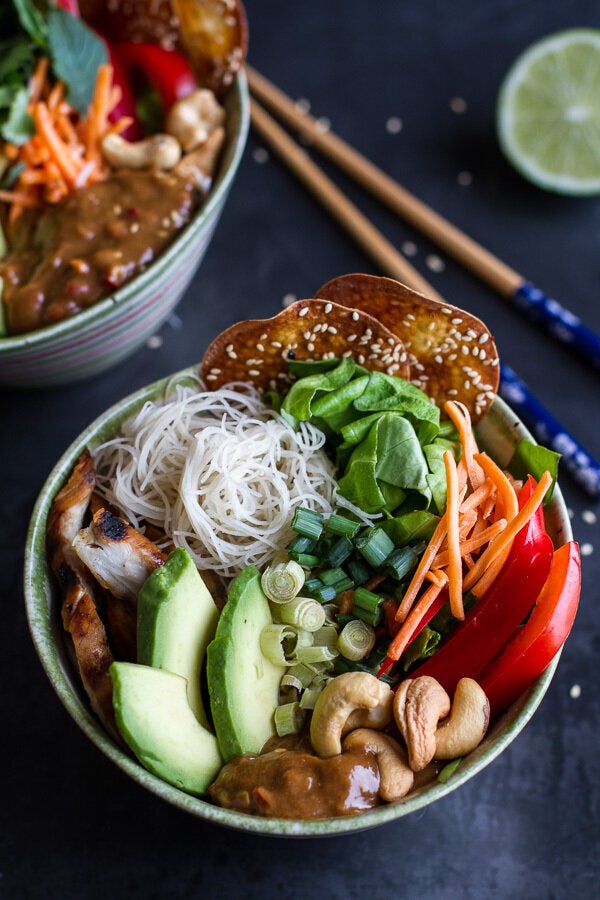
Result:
[308, 342, 315, 352]
[328, 325, 338, 334]
[271, 341, 282, 348]
[315, 116, 331, 133]
[282, 293, 297, 307]
[402, 241, 418, 257]
[457, 170, 473, 186]
[252, 147, 269, 164]
[248, 369, 260, 377]
[582, 509, 597, 525]
[581, 543, 594, 557]
[146, 335, 162, 350]
[298, 306, 309, 317]
[426, 254, 445, 272]
[352, 311, 360, 321]
[569, 684, 581, 699]
[324, 302, 333, 314]
[386, 116, 403, 134]
[450, 96, 468, 114]
[295, 97, 311, 115]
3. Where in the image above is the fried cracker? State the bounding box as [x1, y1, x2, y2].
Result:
[200, 298, 411, 391]
[315, 274, 499, 420]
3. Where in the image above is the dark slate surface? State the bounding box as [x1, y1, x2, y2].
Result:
[2, 1, 599, 897]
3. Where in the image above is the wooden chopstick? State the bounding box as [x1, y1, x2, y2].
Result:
[247, 65, 600, 371]
[247, 65, 519, 296]
[250, 98, 442, 301]
[248, 94, 600, 497]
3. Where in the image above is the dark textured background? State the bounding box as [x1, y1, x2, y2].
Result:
[2, 1, 599, 897]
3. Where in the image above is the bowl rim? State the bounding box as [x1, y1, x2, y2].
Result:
[23, 371, 572, 836]
[0, 71, 249, 352]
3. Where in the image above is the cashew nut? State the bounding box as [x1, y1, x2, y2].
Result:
[343, 728, 414, 802]
[173, 126, 226, 191]
[343, 699, 393, 736]
[435, 678, 490, 759]
[393, 676, 451, 771]
[310, 672, 393, 759]
[165, 88, 226, 152]
[101, 133, 182, 170]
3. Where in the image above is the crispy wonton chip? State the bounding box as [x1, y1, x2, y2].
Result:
[201, 298, 411, 391]
[315, 274, 500, 421]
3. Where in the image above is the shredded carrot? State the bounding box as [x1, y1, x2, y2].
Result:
[387, 395, 554, 667]
[387, 579, 447, 661]
[463, 470, 552, 594]
[1, 59, 121, 223]
[444, 449, 464, 620]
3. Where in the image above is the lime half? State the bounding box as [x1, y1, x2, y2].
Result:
[497, 29, 600, 195]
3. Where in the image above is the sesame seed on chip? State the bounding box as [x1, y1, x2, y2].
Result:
[200, 298, 410, 392]
[314, 273, 499, 421]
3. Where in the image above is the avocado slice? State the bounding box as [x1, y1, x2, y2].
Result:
[207, 566, 285, 761]
[111, 662, 222, 794]
[137, 548, 218, 728]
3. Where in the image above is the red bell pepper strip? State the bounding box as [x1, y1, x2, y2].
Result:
[113, 42, 197, 110]
[478, 541, 581, 717]
[400, 477, 554, 696]
[106, 45, 143, 140]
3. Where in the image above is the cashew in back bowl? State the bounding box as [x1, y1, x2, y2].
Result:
[310, 672, 393, 759]
[166, 88, 226, 152]
[394, 676, 490, 770]
[101, 133, 182, 170]
[342, 728, 414, 802]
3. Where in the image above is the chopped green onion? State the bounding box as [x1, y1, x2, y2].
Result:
[337, 619, 376, 661]
[299, 683, 327, 710]
[353, 586, 384, 615]
[306, 583, 338, 604]
[325, 513, 360, 539]
[261, 560, 305, 603]
[437, 757, 463, 783]
[280, 596, 326, 632]
[274, 701, 306, 736]
[283, 662, 316, 689]
[259, 624, 299, 666]
[312, 624, 340, 649]
[304, 576, 324, 593]
[322, 535, 354, 567]
[280, 673, 304, 693]
[355, 526, 395, 567]
[352, 604, 382, 627]
[287, 551, 321, 567]
[291, 507, 324, 540]
[346, 556, 373, 586]
[319, 566, 347, 586]
[331, 575, 354, 594]
[295, 645, 339, 665]
[287, 534, 318, 555]
[384, 545, 419, 581]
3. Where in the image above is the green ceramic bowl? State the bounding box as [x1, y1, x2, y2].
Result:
[0, 75, 249, 390]
[24, 377, 572, 836]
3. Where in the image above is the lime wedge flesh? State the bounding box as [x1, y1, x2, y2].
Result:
[497, 29, 600, 195]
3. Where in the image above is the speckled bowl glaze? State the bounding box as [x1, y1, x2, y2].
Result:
[24, 378, 572, 836]
[0, 75, 249, 389]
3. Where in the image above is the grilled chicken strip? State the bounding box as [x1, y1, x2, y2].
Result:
[73, 507, 167, 604]
[47, 449, 119, 740]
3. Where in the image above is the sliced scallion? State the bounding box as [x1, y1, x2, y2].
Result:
[322, 535, 354, 567]
[291, 507, 324, 540]
[353, 586, 384, 614]
[299, 683, 327, 710]
[287, 551, 320, 567]
[295, 645, 339, 665]
[312, 623, 340, 649]
[346, 556, 372, 586]
[284, 662, 317, 689]
[331, 575, 354, 594]
[437, 757, 463, 784]
[261, 560, 305, 603]
[259, 624, 299, 666]
[280, 596, 326, 632]
[274, 701, 306, 736]
[319, 566, 348, 586]
[355, 526, 395, 568]
[384, 545, 419, 581]
[325, 513, 360, 539]
[306, 583, 337, 604]
[287, 534, 318, 555]
[337, 619, 376, 661]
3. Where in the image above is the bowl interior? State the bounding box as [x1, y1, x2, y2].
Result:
[24, 373, 572, 836]
[0, 73, 249, 354]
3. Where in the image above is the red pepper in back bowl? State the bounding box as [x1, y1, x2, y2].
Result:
[113, 42, 198, 110]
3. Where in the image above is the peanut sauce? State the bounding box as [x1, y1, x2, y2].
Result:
[208, 738, 382, 819]
[1, 168, 197, 335]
